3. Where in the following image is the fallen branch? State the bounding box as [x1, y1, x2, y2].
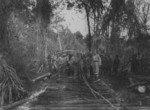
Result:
[37, 64, 44, 74]
[131, 75, 150, 80]
[1, 98, 29, 110]
[128, 82, 148, 89]
[0, 86, 48, 110]
[32, 72, 52, 82]
[82, 74, 119, 110]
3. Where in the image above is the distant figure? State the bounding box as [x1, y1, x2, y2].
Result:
[137, 53, 142, 74]
[78, 54, 83, 80]
[47, 54, 52, 72]
[52, 59, 58, 73]
[0, 54, 7, 82]
[86, 53, 92, 78]
[65, 60, 71, 76]
[71, 55, 78, 79]
[82, 54, 90, 79]
[93, 51, 101, 78]
[113, 55, 120, 74]
[131, 54, 139, 75]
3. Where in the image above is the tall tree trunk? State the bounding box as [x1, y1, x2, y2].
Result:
[43, 30, 49, 71]
[58, 32, 62, 51]
[43, 29, 48, 61]
[1, 90, 4, 106]
[85, 5, 92, 52]
[9, 87, 12, 104]
[111, 22, 120, 55]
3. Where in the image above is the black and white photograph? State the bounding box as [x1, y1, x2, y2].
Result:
[0, 0, 150, 110]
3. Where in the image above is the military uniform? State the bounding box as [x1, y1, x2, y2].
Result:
[93, 53, 101, 77]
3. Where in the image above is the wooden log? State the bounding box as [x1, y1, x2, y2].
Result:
[32, 72, 52, 82]
[131, 75, 150, 80]
[127, 82, 147, 89]
[127, 75, 150, 89]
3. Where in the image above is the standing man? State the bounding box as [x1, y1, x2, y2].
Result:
[113, 55, 120, 74]
[72, 54, 79, 80]
[47, 54, 52, 72]
[86, 53, 92, 78]
[130, 54, 139, 75]
[93, 51, 102, 78]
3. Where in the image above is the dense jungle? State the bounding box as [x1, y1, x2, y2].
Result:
[0, 0, 150, 110]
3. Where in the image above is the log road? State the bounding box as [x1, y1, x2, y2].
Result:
[13, 73, 150, 110]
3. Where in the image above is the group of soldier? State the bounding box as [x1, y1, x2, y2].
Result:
[47, 50, 146, 81]
[47, 51, 102, 80]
